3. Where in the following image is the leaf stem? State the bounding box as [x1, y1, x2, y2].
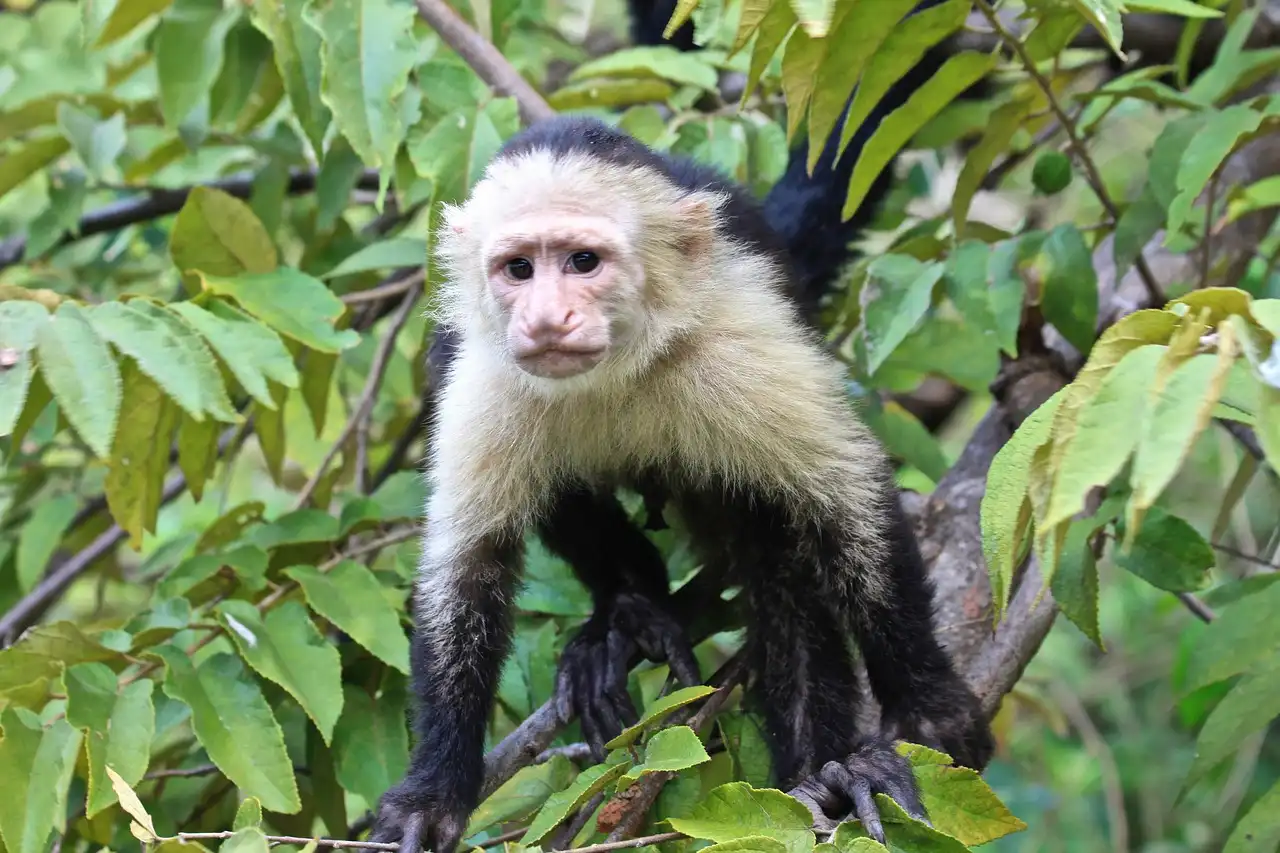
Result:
[971, 0, 1164, 305]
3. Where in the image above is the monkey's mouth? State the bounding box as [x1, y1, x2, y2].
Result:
[516, 345, 607, 379]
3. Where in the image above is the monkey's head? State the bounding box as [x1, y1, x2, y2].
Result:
[435, 117, 723, 392]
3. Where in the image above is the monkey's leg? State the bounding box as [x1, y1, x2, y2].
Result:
[537, 486, 700, 757]
[370, 533, 523, 853]
[847, 493, 994, 771]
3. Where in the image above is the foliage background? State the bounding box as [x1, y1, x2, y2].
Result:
[0, 0, 1278, 851]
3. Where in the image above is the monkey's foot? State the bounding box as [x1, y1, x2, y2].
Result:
[554, 590, 701, 757]
[788, 738, 928, 845]
[368, 782, 469, 853]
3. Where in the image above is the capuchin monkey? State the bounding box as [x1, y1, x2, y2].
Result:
[368, 3, 993, 852]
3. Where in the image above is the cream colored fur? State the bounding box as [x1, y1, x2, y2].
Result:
[416, 147, 892, 639]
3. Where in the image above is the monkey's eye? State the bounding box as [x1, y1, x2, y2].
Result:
[505, 258, 534, 281]
[568, 251, 600, 274]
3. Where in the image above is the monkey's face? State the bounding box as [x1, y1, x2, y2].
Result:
[482, 213, 641, 381]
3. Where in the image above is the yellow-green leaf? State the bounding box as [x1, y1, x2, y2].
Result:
[105, 362, 180, 548]
[285, 561, 410, 673]
[170, 187, 279, 294]
[35, 301, 121, 458]
[199, 268, 361, 354]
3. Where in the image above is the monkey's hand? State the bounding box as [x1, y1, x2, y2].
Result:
[369, 780, 471, 853]
[554, 590, 701, 757]
[882, 681, 994, 772]
[788, 738, 928, 846]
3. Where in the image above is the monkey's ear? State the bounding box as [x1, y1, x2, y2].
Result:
[673, 195, 717, 257]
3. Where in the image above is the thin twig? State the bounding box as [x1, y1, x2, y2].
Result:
[341, 273, 424, 305]
[972, 0, 1164, 305]
[413, 0, 555, 125]
[144, 764, 220, 780]
[166, 833, 399, 851]
[295, 282, 425, 509]
[1051, 682, 1129, 853]
[1212, 541, 1277, 571]
[1176, 592, 1217, 623]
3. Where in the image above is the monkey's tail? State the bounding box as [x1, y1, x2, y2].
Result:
[761, 33, 958, 318]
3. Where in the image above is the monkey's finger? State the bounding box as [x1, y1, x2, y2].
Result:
[882, 778, 928, 825]
[662, 634, 701, 687]
[399, 811, 427, 853]
[818, 762, 883, 845]
[609, 684, 640, 727]
[434, 811, 466, 853]
[555, 664, 576, 723]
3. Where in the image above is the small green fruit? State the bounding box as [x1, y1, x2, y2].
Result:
[1032, 150, 1073, 195]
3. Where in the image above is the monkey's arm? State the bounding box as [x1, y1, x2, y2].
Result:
[370, 528, 523, 853]
[537, 486, 700, 756]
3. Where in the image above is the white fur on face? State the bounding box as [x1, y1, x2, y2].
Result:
[417, 144, 893, 619]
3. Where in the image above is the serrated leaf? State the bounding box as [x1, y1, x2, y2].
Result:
[605, 685, 719, 749]
[219, 828, 269, 853]
[216, 599, 344, 744]
[0, 301, 48, 434]
[1167, 104, 1264, 239]
[170, 300, 300, 407]
[89, 300, 237, 422]
[251, 0, 330, 154]
[953, 95, 1030, 236]
[780, 26, 825, 142]
[833, 796, 968, 852]
[569, 46, 719, 91]
[980, 388, 1066, 619]
[77, 674, 156, 817]
[901, 745, 1026, 845]
[1224, 774, 1280, 853]
[310, 0, 420, 204]
[171, 187, 279, 295]
[0, 709, 80, 853]
[0, 136, 71, 201]
[320, 237, 428, 280]
[743, 0, 796, 106]
[1114, 508, 1215, 592]
[0, 621, 120, 694]
[178, 413, 220, 502]
[154, 0, 240, 128]
[1184, 654, 1280, 790]
[668, 782, 814, 853]
[36, 301, 121, 458]
[843, 51, 996, 220]
[1037, 224, 1099, 354]
[861, 255, 944, 376]
[1050, 518, 1105, 648]
[285, 561, 410, 673]
[234, 796, 262, 830]
[152, 647, 301, 814]
[618, 726, 712, 787]
[467, 755, 578, 835]
[331, 683, 409, 808]
[733, 0, 778, 52]
[105, 362, 180, 549]
[1045, 345, 1163, 529]
[199, 268, 360, 354]
[522, 760, 631, 845]
[702, 838, 791, 853]
[1184, 578, 1280, 693]
[16, 493, 77, 593]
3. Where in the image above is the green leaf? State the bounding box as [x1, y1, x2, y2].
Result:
[1167, 104, 1264, 239]
[779, 27, 825, 142]
[618, 726, 712, 786]
[902, 744, 1027, 845]
[1065, 0, 1123, 57]
[35, 301, 121, 458]
[105, 362, 181, 548]
[1184, 654, 1280, 790]
[151, 647, 301, 814]
[701, 838, 791, 853]
[331, 683, 409, 808]
[1051, 518, 1104, 648]
[522, 760, 631, 845]
[65, 665, 157, 817]
[1113, 508, 1215, 592]
[860, 255, 944, 376]
[169, 300, 300, 407]
[0, 136, 71, 202]
[980, 389, 1066, 619]
[1045, 345, 1163, 529]
[1114, 186, 1166, 278]
[667, 782, 815, 853]
[94, 0, 176, 46]
[218, 828, 269, 853]
[953, 94, 1030, 236]
[407, 101, 519, 203]
[0, 709, 80, 853]
[320, 237, 428, 280]
[605, 685, 719, 749]
[248, 509, 340, 549]
[806, 0, 921, 170]
[200, 268, 361, 354]
[89, 300, 237, 423]
[569, 46, 719, 91]
[1036, 224, 1098, 354]
[170, 187, 279, 295]
[250, 0, 330, 154]
[1126, 0, 1220, 16]
[742, 0, 796, 107]
[154, 0, 240, 128]
[310, 0, 420, 203]
[0, 622, 121, 695]
[1224, 774, 1280, 853]
[843, 51, 996, 220]
[718, 714, 773, 789]
[285, 561, 410, 672]
[1184, 578, 1280, 693]
[178, 412, 221, 503]
[55, 103, 126, 181]
[216, 599, 345, 744]
[1226, 175, 1280, 223]
[467, 755, 579, 836]
[1129, 350, 1234, 524]
[788, 0, 834, 37]
[16, 493, 77, 594]
[832, 796, 968, 852]
[0, 301, 48, 434]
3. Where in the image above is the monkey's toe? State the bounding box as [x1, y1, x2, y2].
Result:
[554, 591, 701, 758]
[369, 783, 467, 853]
[788, 738, 928, 845]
